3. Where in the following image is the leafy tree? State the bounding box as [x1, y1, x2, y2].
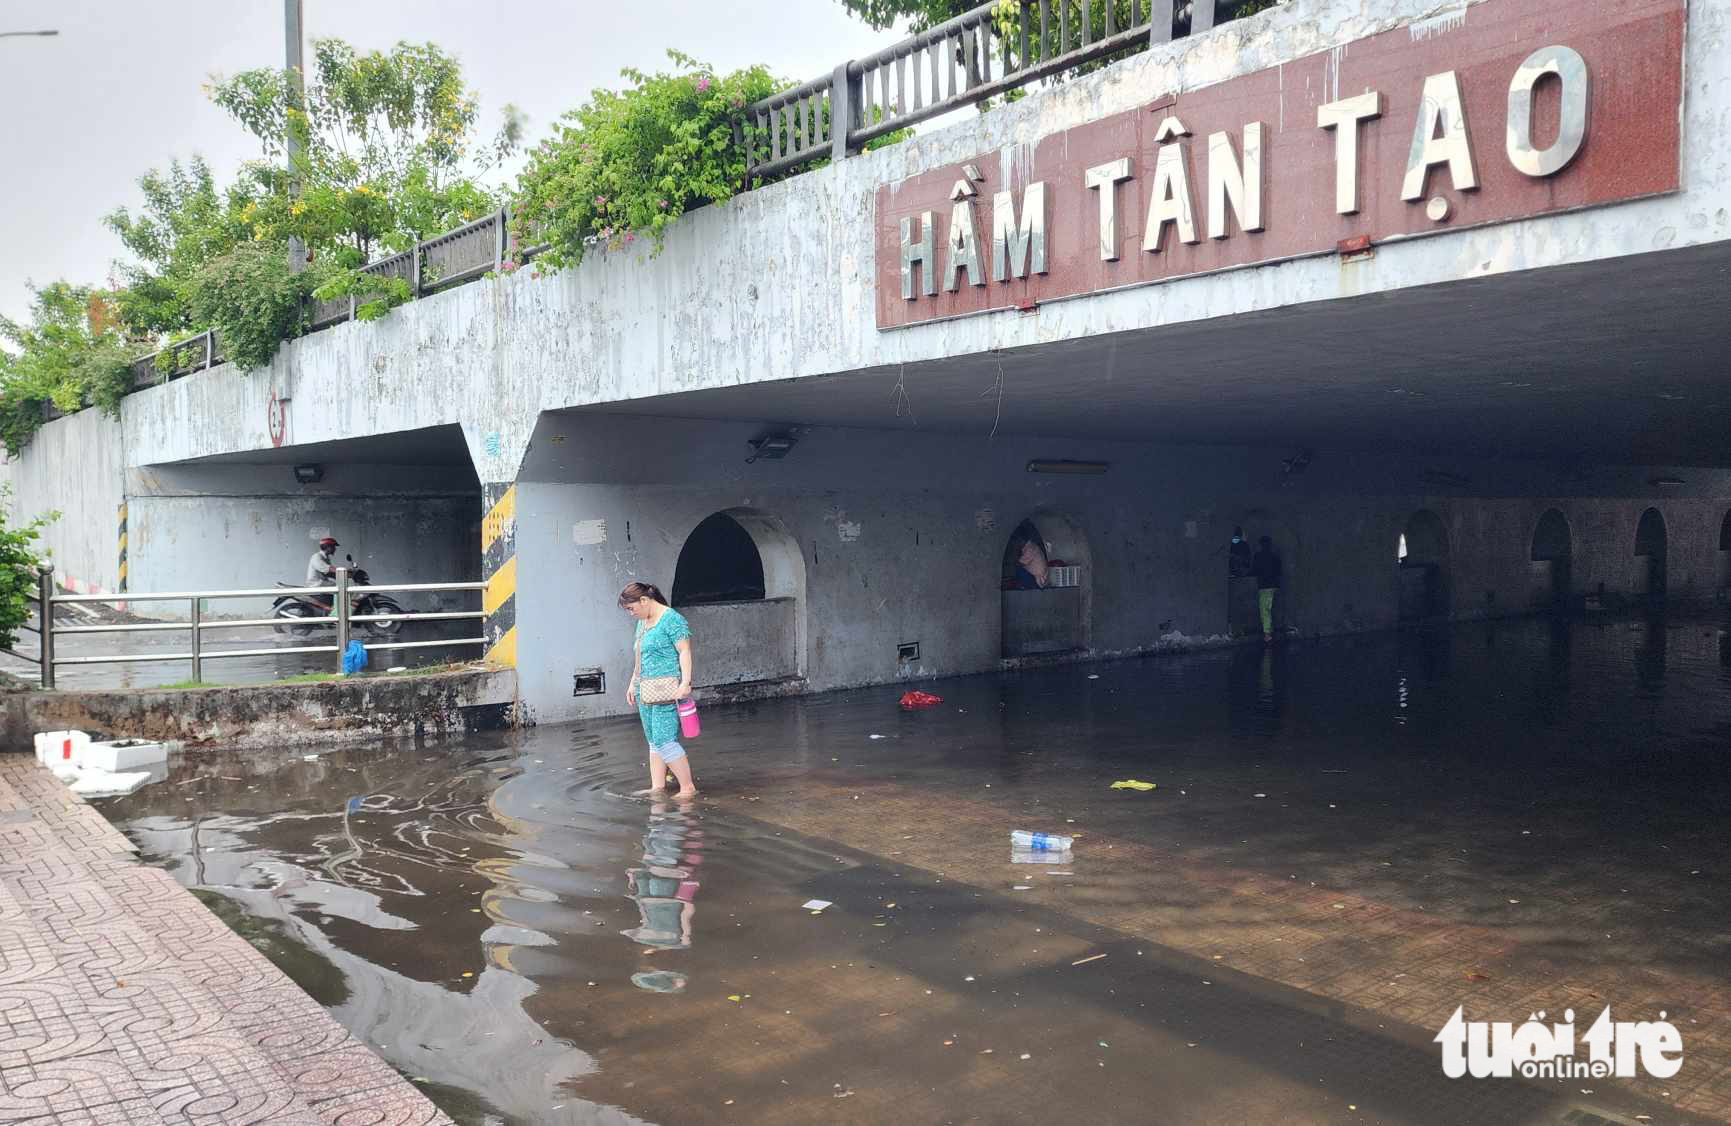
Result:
[209, 38, 522, 265]
[0, 493, 51, 654]
[0, 284, 136, 455]
[103, 157, 264, 339]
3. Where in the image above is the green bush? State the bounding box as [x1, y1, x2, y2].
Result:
[0, 492, 50, 653]
[187, 243, 321, 372]
[510, 52, 785, 271]
[0, 283, 137, 455]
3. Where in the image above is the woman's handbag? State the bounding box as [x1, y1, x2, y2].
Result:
[636, 675, 683, 705]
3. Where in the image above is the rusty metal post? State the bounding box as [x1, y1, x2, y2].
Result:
[36, 569, 54, 689]
[189, 597, 203, 683]
[1149, 0, 1174, 43]
[831, 63, 859, 161]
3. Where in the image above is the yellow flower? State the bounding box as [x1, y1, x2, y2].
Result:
[290, 202, 306, 216]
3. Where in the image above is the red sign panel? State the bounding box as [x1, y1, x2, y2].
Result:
[874, 0, 1684, 329]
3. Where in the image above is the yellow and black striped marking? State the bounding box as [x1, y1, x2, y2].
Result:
[481, 482, 517, 667]
[116, 501, 128, 594]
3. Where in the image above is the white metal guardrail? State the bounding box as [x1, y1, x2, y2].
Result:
[11, 569, 486, 689]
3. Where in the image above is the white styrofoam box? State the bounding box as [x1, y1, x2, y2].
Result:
[1048, 566, 1081, 588]
[68, 769, 152, 798]
[33, 730, 90, 767]
[81, 739, 168, 773]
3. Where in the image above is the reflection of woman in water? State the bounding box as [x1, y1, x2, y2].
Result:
[623, 801, 704, 991]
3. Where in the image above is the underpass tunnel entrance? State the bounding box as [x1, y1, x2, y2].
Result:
[1530, 508, 1573, 609]
[1397, 509, 1451, 622]
[126, 424, 483, 645]
[672, 507, 805, 687]
[1001, 511, 1092, 658]
[1635, 506, 1668, 601]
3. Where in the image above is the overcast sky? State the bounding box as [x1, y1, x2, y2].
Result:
[0, 1, 902, 325]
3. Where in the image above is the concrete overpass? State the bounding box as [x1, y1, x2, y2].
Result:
[12, 0, 1731, 723]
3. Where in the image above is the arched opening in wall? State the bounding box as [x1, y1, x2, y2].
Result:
[672, 508, 805, 687]
[1717, 511, 1731, 591]
[672, 513, 764, 606]
[1000, 511, 1092, 659]
[1397, 509, 1450, 622]
[1530, 509, 1573, 610]
[1634, 507, 1668, 601]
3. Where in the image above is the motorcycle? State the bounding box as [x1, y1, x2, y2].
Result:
[271, 556, 406, 638]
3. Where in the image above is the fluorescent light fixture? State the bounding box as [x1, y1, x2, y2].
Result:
[293, 464, 324, 484]
[1649, 476, 1684, 487]
[1027, 459, 1109, 475]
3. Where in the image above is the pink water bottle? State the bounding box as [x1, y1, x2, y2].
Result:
[677, 697, 701, 739]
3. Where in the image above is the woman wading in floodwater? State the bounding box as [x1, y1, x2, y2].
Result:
[621, 582, 698, 797]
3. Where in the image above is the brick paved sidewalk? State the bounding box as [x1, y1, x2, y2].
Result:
[0, 756, 453, 1126]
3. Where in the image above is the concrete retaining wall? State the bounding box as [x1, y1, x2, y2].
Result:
[3, 667, 517, 750]
[684, 599, 800, 686]
[0, 409, 126, 595]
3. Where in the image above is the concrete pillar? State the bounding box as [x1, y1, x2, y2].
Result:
[462, 420, 534, 672]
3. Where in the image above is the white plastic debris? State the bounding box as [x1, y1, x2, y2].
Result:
[82, 739, 167, 773]
[802, 899, 833, 913]
[68, 769, 152, 798]
[33, 730, 90, 767]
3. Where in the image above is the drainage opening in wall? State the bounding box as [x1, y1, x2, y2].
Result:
[898, 642, 920, 663]
[572, 669, 606, 696]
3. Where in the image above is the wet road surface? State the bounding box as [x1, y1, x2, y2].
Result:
[96, 614, 1731, 1124]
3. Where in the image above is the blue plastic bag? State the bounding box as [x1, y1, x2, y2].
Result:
[341, 640, 368, 675]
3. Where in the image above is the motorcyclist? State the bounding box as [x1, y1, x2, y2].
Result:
[306, 537, 340, 609]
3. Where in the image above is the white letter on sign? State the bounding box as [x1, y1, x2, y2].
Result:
[1317, 91, 1382, 214]
[943, 198, 986, 291]
[900, 211, 936, 299]
[1507, 45, 1589, 178]
[1143, 142, 1199, 253]
[1402, 71, 1478, 201]
[1207, 123, 1264, 239]
[991, 182, 1048, 281]
[1084, 158, 1133, 261]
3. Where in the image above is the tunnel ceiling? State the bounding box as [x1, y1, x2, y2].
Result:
[182, 423, 477, 474]
[586, 241, 1731, 468]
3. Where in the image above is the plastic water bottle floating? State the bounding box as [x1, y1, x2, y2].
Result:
[1010, 830, 1074, 852]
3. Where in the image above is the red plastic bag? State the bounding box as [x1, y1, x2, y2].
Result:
[899, 690, 944, 710]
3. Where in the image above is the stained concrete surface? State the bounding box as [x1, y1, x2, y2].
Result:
[0, 755, 451, 1124]
[89, 612, 1731, 1124]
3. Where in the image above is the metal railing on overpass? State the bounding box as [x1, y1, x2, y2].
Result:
[744, 0, 1223, 178]
[8, 570, 487, 689]
[130, 207, 520, 387]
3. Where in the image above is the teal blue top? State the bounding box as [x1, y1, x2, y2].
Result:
[636, 608, 691, 680]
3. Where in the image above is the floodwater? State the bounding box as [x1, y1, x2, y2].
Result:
[97, 614, 1731, 1125]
